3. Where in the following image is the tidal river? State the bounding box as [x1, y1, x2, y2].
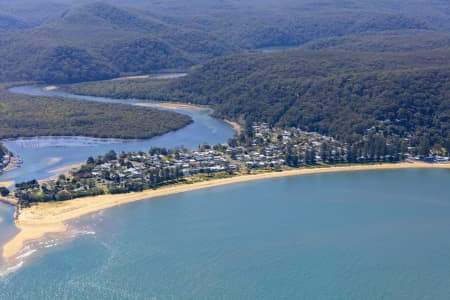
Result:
[1, 87, 450, 299]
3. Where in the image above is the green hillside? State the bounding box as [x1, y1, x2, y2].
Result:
[300, 30, 450, 52]
[65, 49, 450, 153]
[0, 3, 232, 83]
[0, 14, 28, 32]
[1, 1, 448, 83]
[1, 1, 449, 154]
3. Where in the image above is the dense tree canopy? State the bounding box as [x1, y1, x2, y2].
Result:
[1, 1, 448, 83]
[65, 49, 450, 152]
[0, 85, 192, 139]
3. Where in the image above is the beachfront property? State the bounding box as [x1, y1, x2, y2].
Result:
[13, 123, 450, 205]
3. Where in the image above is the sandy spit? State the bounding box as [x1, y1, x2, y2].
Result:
[48, 163, 84, 176]
[43, 86, 58, 91]
[136, 102, 208, 111]
[0, 181, 14, 188]
[224, 119, 242, 135]
[2, 162, 449, 259]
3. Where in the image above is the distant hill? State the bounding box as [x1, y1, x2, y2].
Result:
[0, 14, 28, 32]
[300, 30, 450, 52]
[0, 0, 75, 29]
[0, 3, 232, 83]
[1, 1, 449, 83]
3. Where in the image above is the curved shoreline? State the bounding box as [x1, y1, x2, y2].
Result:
[136, 101, 209, 111]
[0, 181, 14, 189]
[2, 162, 449, 260]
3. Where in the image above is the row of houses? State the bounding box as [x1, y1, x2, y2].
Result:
[77, 123, 344, 187]
[232, 122, 345, 166]
[407, 155, 450, 163]
[83, 148, 236, 187]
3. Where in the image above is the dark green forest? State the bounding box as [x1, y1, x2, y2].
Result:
[0, 85, 192, 139]
[1, 0, 449, 83]
[300, 30, 450, 52]
[0, 3, 233, 83]
[0, 0, 449, 155]
[65, 49, 450, 154]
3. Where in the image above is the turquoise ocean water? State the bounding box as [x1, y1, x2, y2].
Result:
[1, 169, 450, 299]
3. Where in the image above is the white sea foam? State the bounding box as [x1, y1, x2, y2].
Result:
[81, 231, 96, 235]
[0, 238, 64, 277]
[0, 220, 97, 277]
[16, 249, 37, 260]
[0, 261, 24, 277]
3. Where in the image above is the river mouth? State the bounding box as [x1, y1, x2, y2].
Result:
[1, 85, 235, 184]
[0, 84, 235, 273]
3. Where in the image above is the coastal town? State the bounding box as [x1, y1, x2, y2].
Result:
[10, 123, 449, 206]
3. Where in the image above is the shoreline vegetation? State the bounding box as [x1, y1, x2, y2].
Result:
[2, 162, 450, 260]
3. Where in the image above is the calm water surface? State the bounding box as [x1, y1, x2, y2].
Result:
[0, 169, 449, 299]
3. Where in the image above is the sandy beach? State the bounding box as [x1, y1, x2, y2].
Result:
[112, 75, 151, 81]
[43, 86, 58, 91]
[2, 162, 449, 259]
[109, 72, 187, 81]
[2, 156, 22, 173]
[0, 197, 18, 207]
[48, 163, 84, 177]
[224, 120, 242, 135]
[138, 102, 242, 132]
[136, 101, 208, 111]
[0, 181, 14, 189]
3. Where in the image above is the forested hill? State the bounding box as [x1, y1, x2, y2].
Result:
[1, 0, 449, 83]
[0, 3, 233, 83]
[0, 14, 28, 33]
[169, 50, 450, 152]
[65, 49, 450, 153]
[300, 30, 450, 52]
